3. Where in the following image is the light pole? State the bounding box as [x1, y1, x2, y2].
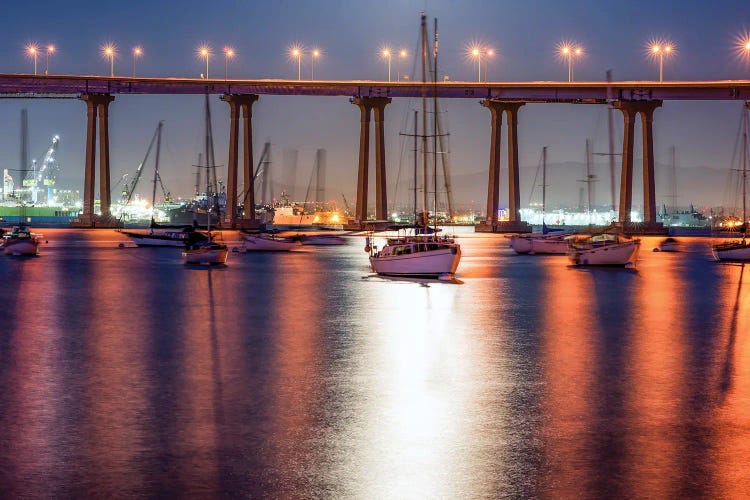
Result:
[103, 45, 115, 77]
[381, 49, 392, 82]
[45, 45, 54, 75]
[650, 42, 673, 82]
[224, 47, 234, 80]
[560, 44, 583, 82]
[199, 46, 210, 79]
[291, 48, 302, 80]
[132, 46, 142, 77]
[27, 45, 38, 75]
[397, 49, 407, 81]
[471, 47, 481, 82]
[311, 49, 320, 80]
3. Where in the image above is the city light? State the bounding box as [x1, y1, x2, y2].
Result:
[26, 44, 39, 75]
[132, 46, 142, 77]
[197, 45, 211, 79]
[102, 44, 116, 77]
[736, 32, 750, 66]
[224, 47, 235, 79]
[45, 45, 55, 75]
[558, 42, 583, 82]
[648, 39, 675, 82]
[381, 47, 392, 82]
[468, 45, 494, 82]
[311, 48, 320, 80]
[289, 45, 303, 80]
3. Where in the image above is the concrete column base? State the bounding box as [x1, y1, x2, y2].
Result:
[235, 219, 266, 230]
[474, 220, 532, 234]
[70, 214, 121, 228]
[621, 221, 668, 236]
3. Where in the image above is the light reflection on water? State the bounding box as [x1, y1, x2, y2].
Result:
[0, 229, 749, 497]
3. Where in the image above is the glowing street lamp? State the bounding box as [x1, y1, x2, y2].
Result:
[290, 47, 302, 80]
[737, 34, 750, 68]
[311, 49, 320, 80]
[45, 45, 55, 75]
[381, 48, 392, 82]
[26, 44, 39, 75]
[132, 46, 142, 77]
[469, 46, 494, 82]
[102, 44, 116, 77]
[397, 49, 407, 81]
[224, 47, 235, 80]
[198, 46, 211, 79]
[485, 49, 495, 81]
[559, 43, 583, 82]
[649, 41, 674, 82]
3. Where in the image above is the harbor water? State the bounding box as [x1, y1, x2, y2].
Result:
[0, 228, 749, 497]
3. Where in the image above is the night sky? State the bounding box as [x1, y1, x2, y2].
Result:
[0, 0, 748, 210]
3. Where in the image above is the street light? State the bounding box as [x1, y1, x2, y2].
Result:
[198, 45, 211, 79]
[381, 48, 392, 82]
[485, 49, 494, 81]
[471, 47, 481, 82]
[311, 49, 320, 80]
[290, 47, 302, 80]
[26, 44, 38, 75]
[45, 45, 55, 75]
[102, 44, 116, 77]
[224, 47, 234, 80]
[559, 43, 583, 82]
[649, 41, 674, 82]
[397, 49, 407, 81]
[132, 46, 142, 77]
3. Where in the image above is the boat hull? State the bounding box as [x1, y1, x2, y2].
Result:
[712, 242, 750, 261]
[569, 240, 640, 266]
[530, 237, 569, 255]
[182, 246, 228, 265]
[509, 235, 533, 254]
[4, 239, 39, 256]
[301, 234, 347, 246]
[370, 246, 461, 277]
[241, 234, 298, 251]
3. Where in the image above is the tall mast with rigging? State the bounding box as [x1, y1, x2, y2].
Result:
[420, 14, 429, 226]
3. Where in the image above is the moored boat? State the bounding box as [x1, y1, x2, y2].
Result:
[568, 233, 640, 267]
[3, 224, 41, 256]
[299, 233, 347, 246]
[121, 226, 209, 247]
[657, 237, 681, 252]
[241, 232, 299, 251]
[368, 233, 461, 278]
[182, 241, 228, 265]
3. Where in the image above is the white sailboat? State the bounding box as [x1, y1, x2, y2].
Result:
[713, 104, 750, 261]
[240, 232, 299, 251]
[368, 16, 461, 279]
[183, 97, 229, 265]
[510, 147, 570, 255]
[568, 230, 640, 267]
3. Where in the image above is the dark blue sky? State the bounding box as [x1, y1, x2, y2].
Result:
[0, 0, 748, 208]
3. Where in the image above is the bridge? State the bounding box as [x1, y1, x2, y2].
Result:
[2, 73, 749, 231]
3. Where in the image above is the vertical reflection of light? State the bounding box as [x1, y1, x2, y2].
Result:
[714, 263, 750, 498]
[627, 249, 688, 497]
[3, 258, 64, 498]
[176, 268, 221, 494]
[83, 239, 149, 495]
[353, 281, 466, 498]
[540, 258, 596, 496]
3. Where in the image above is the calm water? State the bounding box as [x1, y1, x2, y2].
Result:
[0, 229, 748, 498]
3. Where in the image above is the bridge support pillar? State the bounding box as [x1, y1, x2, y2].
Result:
[476, 100, 531, 233]
[73, 93, 116, 228]
[222, 94, 259, 229]
[347, 96, 391, 229]
[614, 100, 663, 233]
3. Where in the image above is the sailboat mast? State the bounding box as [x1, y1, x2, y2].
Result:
[586, 139, 592, 226]
[420, 14, 429, 225]
[432, 17, 439, 232]
[413, 109, 418, 222]
[150, 121, 163, 225]
[606, 70, 616, 213]
[743, 104, 748, 240]
[542, 146, 547, 216]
